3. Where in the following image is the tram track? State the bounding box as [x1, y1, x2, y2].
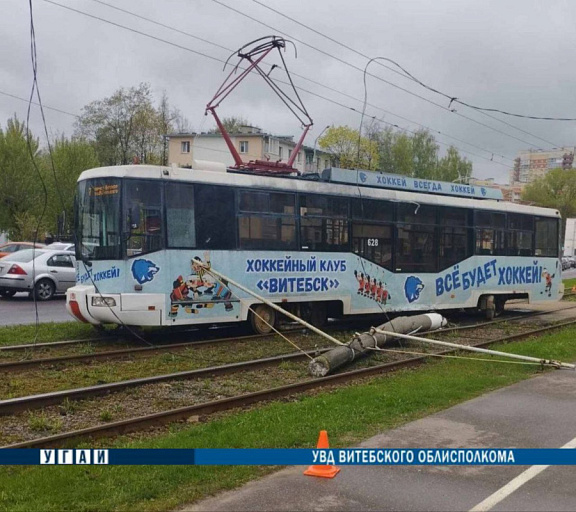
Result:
[1, 301, 575, 373]
[3, 317, 576, 449]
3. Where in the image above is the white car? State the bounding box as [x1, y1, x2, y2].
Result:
[0, 249, 76, 300]
[45, 242, 75, 252]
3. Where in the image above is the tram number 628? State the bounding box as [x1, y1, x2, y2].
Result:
[367, 238, 379, 247]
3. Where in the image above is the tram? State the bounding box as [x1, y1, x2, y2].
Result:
[66, 163, 562, 333]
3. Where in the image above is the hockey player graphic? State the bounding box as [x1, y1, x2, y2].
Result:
[542, 268, 555, 297]
[354, 270, 365, 295]
[169, 252, 234, 318]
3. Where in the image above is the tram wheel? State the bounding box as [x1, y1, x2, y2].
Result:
[494, 298, 506, 317]
[485, 305, 495, 321]
[303, 302, 327, 328]
[250, 304, 277, 335]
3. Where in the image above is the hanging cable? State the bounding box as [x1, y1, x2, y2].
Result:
[83, 0, 513, 163]
[26, 0, 49, 343]
[43, 0, 517, 171]
[247, 0, 565, 146]
[211, 0, 554, 149]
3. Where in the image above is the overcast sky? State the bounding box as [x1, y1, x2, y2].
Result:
[2, 0, 576, 183]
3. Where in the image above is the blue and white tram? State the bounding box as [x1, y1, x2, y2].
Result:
[66, 163, 562, 333]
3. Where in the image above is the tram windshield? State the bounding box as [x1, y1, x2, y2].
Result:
[75, 178, 122, 260]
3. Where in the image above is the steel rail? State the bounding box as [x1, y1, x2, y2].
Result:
[0, 333, 275, 372]
[1, 302, 575, 372]
[2, 291, 573, 356]
[0, 348, 330, 415]
[1, 294, 574, 373]
[3, 317, 576, 449]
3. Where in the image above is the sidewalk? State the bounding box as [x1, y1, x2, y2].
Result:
[184, 367, 576, 511]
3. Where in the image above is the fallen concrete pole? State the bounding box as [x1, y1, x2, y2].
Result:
[308, 313, 447, 377]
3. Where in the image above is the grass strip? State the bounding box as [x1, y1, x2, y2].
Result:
[1, 326, 576, 512]
[0, 322, 99, 347]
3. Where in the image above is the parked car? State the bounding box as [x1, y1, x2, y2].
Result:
[562, 257, 571, 271]
[0, 249, 76, 300]
[44, 242, 75, 252]
[0, 242, 45, 259]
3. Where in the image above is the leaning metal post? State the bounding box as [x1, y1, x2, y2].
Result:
[373, 328, 576, 370]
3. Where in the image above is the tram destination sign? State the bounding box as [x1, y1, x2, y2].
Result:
[322, 168, 503, 201]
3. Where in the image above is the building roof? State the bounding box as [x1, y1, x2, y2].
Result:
[168, 131, 294, 141]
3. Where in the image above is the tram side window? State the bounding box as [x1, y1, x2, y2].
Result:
[238, 191, 296, 250]
[77, 179, 122, 260]
[535, 217, 559, 257]
[195, 185, 236, 249]
[166, 182, 196, 248]
[352, 223, 393, 269]
[438, 207, 471, 270]
[352, 198, 393, 222]
[300, 194, 349, 251]
[124, 180, 164, 257]
[395, 204, 437, 273]
[351, 198, 393, 269]
[475, 229, 506, 256]
[474, 211, 506, 256]
[507, 214, 534, 256]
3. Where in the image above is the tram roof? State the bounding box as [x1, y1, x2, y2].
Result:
[78, 164, 560, 219]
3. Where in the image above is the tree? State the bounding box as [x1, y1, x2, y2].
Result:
[373, 127, 440, 178]
[0, 116, 46, 240]
[41, 137, 100, 237]
[522, 168, 576, 242]
[411, 130, 440, 179]
[76, 83, 174, 166]
[318, 125, 378, 169]
[370, 126, 471, 181]
[157, 92, 180, 166]
[208, 116, 250, 134]
[436, 146, 473, 182]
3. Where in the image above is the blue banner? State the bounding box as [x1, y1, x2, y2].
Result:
[323, 168, 504, 200]
[2, 448, 576, 466]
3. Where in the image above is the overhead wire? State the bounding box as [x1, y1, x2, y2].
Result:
[365, 345, 543, 367]
[247, 0, 565, 147]
[0, 89, 79, 118]
[28, 0, 223, 360]
[82, 0, 512, 163]
[45, 0, 515, 171]
[25, 0, 50, 343]
[211, 0, 550, 150]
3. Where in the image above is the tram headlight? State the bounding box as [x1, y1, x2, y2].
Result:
[92, 296, 117, 307]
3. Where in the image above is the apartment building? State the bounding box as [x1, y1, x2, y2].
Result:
[168, 125, 332, 173]
[510, 147, 575, 185]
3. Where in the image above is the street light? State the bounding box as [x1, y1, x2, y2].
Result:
[312, 125, 331, 173]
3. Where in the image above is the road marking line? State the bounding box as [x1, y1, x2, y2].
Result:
[469, 436, 576, 512]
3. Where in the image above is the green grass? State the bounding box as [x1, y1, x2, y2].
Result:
[26, 412, 63, 433]
[563, 277, 576, 290]
[1, 327, 576, 512]
[0, 322, 99, 347]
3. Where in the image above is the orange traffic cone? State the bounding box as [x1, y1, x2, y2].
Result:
[304, 430, 340, 478]
[572, 286, 576, 293]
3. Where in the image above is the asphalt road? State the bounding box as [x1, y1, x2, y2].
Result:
[0, 293, 72, 326]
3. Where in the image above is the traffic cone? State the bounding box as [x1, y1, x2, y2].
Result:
[571, 286, 576, 293]
[303, 430, 340, 478]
